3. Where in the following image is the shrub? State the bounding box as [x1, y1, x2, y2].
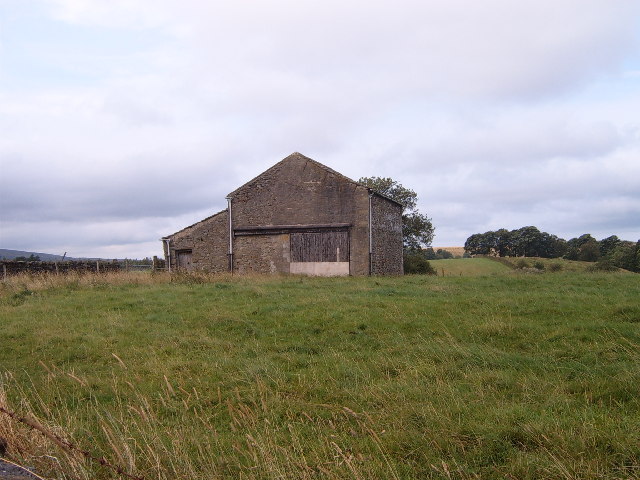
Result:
[548, 263, 563, 272]
[403, 253, 436, 275]
[586, 259, 618, 272]
[515, 259, 530, 269]
[533, 261, 545, 270]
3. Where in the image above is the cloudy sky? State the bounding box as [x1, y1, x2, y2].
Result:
[1, 0, 639, 259]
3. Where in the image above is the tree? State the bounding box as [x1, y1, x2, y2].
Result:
[423, 247, 437, 260]
[540, 233, 567, 258]
[435, 248, 454, 259]
[494, 229, 514, 257]
[607, 240, 639, 272]
[599, 235, 621, 257]
[565, 234, 600, 262]
[14, 254, 41, 262]
[464, 232, 493, 256]
[511, 226, 544, 257]
[358, 177, 435, 250]
[465, 226, 566, 258]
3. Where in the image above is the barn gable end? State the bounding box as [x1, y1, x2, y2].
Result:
[163, 153, 403, 276]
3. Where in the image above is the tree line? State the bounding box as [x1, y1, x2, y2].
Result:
[464, 226, 639, 272]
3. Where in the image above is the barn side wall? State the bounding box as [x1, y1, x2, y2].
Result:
[229, 158, 371, 275]
[371, 195, 404, 275]
[165, 211, 229, 272]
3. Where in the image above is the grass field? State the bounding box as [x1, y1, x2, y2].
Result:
[1, 270, 639, 479]
[430, 257, 601, 276]
[430, 258, 512, 276]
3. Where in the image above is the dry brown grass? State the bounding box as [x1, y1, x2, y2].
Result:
[0, 373, 93, 480]
[0, 270, 305, 299]
[1, 370, 400, 480]
[0, 271, 166, 296]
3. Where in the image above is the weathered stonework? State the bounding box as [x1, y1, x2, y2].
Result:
[371, 194, 404, 275]
[233, 234, 290, 274]
[164, 210, 229, 272]
[163, 153, 403, 276]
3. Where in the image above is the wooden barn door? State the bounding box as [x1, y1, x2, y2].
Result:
[290, 231, 349, 276]
[176, 250, 193, 271]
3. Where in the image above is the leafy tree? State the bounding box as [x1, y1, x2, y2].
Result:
[608, 240, 639, 272]
[493, 229, 513, 257]
[14, 254, 41, 262]
[511, 226, 544, 257]
[599, 235, 621, 257]
[578, 240, 601, 262]
[358, 176, 435, 250]
[565, 234, 600, 262]
[435, 248, 454, 259]
[543, 233, 567, 258]
[465, 227, 565, 258]
[464, 233, 490, 256]
[578, 240, 600, 262]
[464, 227, 636, 268]
[423, 247, 455, 260]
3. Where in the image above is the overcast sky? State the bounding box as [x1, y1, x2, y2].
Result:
[1, 0, 639, 259]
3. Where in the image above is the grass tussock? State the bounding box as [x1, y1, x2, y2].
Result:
[1, 270, 639, 479]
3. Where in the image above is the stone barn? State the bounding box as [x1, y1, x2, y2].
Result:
[162, 153, 403, 276]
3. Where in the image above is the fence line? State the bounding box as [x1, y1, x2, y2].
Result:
[1, 257, 166, 279]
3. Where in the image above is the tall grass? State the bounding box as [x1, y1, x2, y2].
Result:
[1, 270, 639, 479]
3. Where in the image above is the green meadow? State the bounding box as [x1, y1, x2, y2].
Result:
[1, 268, 639, 479]
[429, 258, 511, 276]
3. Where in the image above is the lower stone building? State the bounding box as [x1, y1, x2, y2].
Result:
[162, 153, 403, 276]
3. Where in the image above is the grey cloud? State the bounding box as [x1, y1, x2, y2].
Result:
[2, 1, 639, 255]
[2, 149, 235, 223]
[174, 1, 640, 102]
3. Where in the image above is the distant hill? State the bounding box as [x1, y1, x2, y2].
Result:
[0, 249, 77, 261]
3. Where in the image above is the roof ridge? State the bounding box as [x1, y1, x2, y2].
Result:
[287, 154, 404, 206]
[226, 152, 398, 202]
[226, 152, 323, 197]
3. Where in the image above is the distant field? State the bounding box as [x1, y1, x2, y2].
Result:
[514, 256, 597, 272]
[1, 271, 639, 479]
[431, 256, 604, 276]
[430, 258, 512, 276]
[434, 246, 465, 257]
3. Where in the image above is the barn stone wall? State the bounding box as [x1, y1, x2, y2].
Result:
[165, 210, 229, 272]
[229, 155, 371, 275]
[164, 153, 405, 276]
[371, 195, 404, 275]
[233, 234, 290, 274]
